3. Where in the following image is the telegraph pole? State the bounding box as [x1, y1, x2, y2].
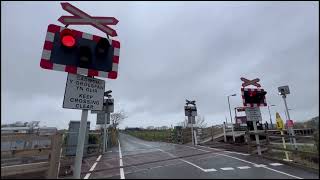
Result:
[267, 104, 276, 129]
[227, 94, 236, 142]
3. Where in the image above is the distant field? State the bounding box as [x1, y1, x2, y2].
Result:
[125, 130, 171, 142]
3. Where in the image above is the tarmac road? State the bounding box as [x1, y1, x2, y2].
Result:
[81, 133, 319, 179]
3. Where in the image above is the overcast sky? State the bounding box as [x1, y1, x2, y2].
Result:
[1, 1, 319, 130]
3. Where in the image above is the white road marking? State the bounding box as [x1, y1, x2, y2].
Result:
[216, 153, 303, 179]
[83, 173, 91, 179]
[223, 151, 250, 156]
[118, 140, 125, 179]
[204, 168, 217, 172]
[96, 155, 102, 162]
[124, 161, 186, 175]
[83, 155, 103, 179]
[254, 164, 267, 167]
[132, 141, 215, 173]
[127, 139, 302, 178]
[156, 145, 219, 173]
[262, 166, 303, 179]
[89, 162, 98, 171]
[180, 159, 208, 172]
[237, 166, 251, 169]
[269, 163, 283, 166]
[220, 167, 235, 170]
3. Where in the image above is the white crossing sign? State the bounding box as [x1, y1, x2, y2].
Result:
[245, 107, 262, 122]
[63, 73, 105, 110]
[58, 2, 118, 37]
[96, 112, 110, 125]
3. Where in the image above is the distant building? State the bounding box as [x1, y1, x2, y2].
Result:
[1, 121, 57, 151]
[1, 121, 57, 135]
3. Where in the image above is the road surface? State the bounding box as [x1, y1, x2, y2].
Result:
[79, 133, 319, 179]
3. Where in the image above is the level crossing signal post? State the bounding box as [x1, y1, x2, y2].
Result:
[39, 2, 120, 179]
[240, 77, 267, 156]
[91, 93, 114, 154]
[103, 94, 114, 153]
[185, 100, 197, 146]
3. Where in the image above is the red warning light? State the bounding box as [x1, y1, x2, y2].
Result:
[62, 35, 75, 47]
[60, 29, 76, 48]
[249, 91, 257, 97]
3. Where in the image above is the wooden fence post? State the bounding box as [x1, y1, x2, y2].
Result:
[211, 126, 214, 141]
[223, 122, 227, 143]
[265, 129, 270, 148]
[47, 133, 62, 179]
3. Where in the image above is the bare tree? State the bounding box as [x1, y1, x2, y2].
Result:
[111, 110, 128, 128]
[177, 120, 186, 127]
[196, 115, 207, 128]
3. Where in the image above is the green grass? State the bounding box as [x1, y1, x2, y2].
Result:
[266, 143, 319, 169]
[266, 150, 319, 169]
[126, 130, 171, 142]
[270, 143, 318, 153]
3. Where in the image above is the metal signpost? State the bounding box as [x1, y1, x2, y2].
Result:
[92, 97, 114, 154]
[39, 2, 120, 178]
[97, 111, 107, 153]
[185, 100, 197, 146]
[63, 74, 106, 178]
[102, 112, 108, 154]
[278, 85, 297, 150]
[276, 112, 291, 161]
[245, 107, 262, 155]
